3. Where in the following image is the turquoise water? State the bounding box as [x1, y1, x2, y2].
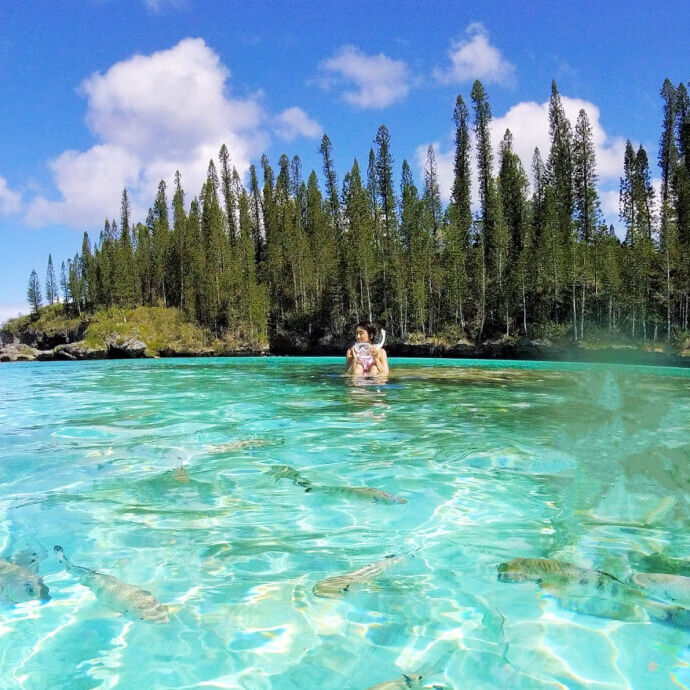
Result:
[0, 357, 689, 689]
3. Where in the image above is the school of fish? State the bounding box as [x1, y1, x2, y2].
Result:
[498, 557, 690, 630]
[3, 436, 688, 689]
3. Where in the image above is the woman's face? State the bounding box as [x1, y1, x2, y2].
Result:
[355, 327, 371, 343]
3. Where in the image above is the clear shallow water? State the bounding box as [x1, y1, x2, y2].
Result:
[0, 357, 689, 689]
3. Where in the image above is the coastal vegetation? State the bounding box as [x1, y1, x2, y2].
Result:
[1, 303, 267, 359]
[16, 79, 690, 354]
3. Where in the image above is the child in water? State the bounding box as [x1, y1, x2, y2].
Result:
[345, 322, 389, 376]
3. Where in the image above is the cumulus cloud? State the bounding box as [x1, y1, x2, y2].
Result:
[26, 145, 141, 228]
[0, 302, 29, 325]
[599, 176, 659, 230]
[416, 94, 629, 227]
[414, 142, 456, 203]
[27, 38, 269, 228]
[274, 107, 323, 141]
[489, 97, 627, 181]
[599, 188, 620, 221]
[0, 175, 21, 215]
[319, 45, 410, 109]
[434, 23, 516, 87]
[418, 95, 627, 196]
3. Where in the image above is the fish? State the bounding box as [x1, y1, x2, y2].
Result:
[367, 674, 425, 690]
[498, 557, 690, 629]
[268, 465, 406, 503]
[311, 485, 407, 504]
[0, 551, 50, 604]
[367, 673, 446, 689]
[267, 464, 313, 488]
[313, 553, 406, 598]
[54, 545, 169, 623]
[206, 438, 280, 453]
[498, 557, 605, 584]
[172, 464, 190, 483]
[631, 573, 690, 607]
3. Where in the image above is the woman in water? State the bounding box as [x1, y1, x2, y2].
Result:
[345, 322, 389, 376]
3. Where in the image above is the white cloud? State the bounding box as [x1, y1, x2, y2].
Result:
[0, 175, 21, 215]
[600, 188, 620, 221]
[415, 141, 454, 201]
[434, 23, 516, 87]
[0, 302, 29, 325]
[489, 97, 628, 182]
[274, 107, 323, 141]
[419, 95, 628, 197]
[417, 94, 629, 227]
[27, 38, 270, 228]
[27, 144, 141, 227]
[319, 45, 410, 109]
[142, 0, 186, 13]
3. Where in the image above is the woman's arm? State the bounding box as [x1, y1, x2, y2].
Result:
[345, 347, 356, 373]
[374, 348, 389, 375]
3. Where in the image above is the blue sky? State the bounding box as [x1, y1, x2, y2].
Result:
[1, 0, 688, 322]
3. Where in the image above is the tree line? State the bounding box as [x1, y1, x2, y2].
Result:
[27, 78, 690, 346]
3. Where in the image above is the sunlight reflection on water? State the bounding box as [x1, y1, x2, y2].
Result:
[0, 357, 688, 688]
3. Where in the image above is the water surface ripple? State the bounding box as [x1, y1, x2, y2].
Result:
[1, 357, 689, 688]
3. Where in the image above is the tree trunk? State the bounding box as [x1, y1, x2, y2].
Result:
[478, 240, 486, 341]
[572, 282, 577, 341]
[608, 295, 612, 335]
[666, 247, 671, 342]
[580, 282, 585, 340]
[522, 280, 527, 336]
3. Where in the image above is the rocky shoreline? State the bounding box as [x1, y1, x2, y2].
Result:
[270, 334, 690, 368]
[0, 336, 267, 362]
[2, 325, 688, 367]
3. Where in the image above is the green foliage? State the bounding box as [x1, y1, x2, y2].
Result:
[547, 81, 574, 230]
[83, 306, 211, 355]
[45, 255, 57, 305]
[27, 270, 42, 315]
[4, 302, 81, 337]
[31, 77, 690, 352]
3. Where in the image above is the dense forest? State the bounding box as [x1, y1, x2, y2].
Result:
[26, 79, 690, 347]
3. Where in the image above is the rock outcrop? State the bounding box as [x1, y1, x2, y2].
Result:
[105, 336, 148, 358]
[18, 322, 88, 350]
[158, 345, 215, 357]
[53, 342, 108, 360]
[0, 343, 51, 362]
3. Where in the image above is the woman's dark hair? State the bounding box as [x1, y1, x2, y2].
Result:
[356, 321, 377, 342]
